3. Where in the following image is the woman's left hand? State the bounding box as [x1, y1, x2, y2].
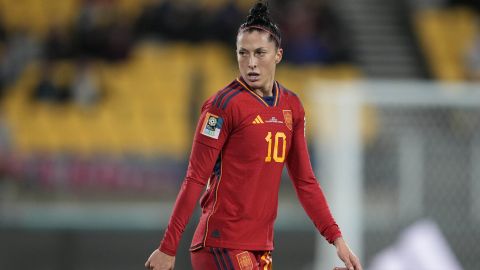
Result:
[334, 237, 363, 270]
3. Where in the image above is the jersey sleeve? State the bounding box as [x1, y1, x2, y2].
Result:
[159, 100, 231, 255]
[286, 98, 342, 244]
[193, 99, 232, 150]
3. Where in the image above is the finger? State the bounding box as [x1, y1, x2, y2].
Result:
[352, 257, 363, 270]
[144, 259, 150, 268]
[339, 252, 353, 270]
[344, 259, 354, 270]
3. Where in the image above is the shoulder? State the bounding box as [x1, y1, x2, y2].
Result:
[202, 79, 243, 113]
[277, 82, 304, 110]
[277, 82, 298, 98]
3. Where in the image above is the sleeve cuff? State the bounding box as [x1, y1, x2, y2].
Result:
[158, 244, 176, 256]
[323, 224, 342, 244]
[328, 233, 343, 245]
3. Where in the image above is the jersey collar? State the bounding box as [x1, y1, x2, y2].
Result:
[236, 77, 280, 107]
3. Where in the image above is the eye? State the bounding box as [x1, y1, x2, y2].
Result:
[256, 50, 267, 57]
[238, 51, 247, 56]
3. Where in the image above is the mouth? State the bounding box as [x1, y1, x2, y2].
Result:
[247, 72, 260, 81]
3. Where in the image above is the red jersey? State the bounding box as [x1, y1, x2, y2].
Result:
[159, 78, 341, 255]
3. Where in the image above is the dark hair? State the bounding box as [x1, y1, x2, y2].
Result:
[238, 1, 281, 48]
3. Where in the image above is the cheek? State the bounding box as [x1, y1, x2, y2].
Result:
[261, 59, 276, 72]
[237, 58, 244, 66]
[238, 60, 248, 71]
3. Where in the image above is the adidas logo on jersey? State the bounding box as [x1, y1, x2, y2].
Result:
[252, 115, 264, 124]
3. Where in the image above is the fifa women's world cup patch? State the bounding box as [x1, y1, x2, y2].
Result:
[201, 112, 224, 139]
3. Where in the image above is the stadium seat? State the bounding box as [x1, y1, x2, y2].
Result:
[415, 7, 478, 81]
[2, 39, 361, 157]
[0, 0, 79, 37]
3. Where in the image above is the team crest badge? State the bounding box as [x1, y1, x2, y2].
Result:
[201, 112, 223, 139]
[236, 251, 253, 270]
[283, 110, 293, 130]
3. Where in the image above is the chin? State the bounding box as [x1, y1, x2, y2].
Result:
[246, 80, 262, 90]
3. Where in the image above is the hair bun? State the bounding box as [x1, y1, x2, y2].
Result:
[239, 1, 282, 47]
[246, 1, 271, 25]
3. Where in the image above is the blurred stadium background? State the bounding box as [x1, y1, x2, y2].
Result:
[0, 0, 479, 269]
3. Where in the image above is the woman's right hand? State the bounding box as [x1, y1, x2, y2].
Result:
[145, 249, 175, 270]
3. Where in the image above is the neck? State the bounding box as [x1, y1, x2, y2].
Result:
[253, 80, 274, 97]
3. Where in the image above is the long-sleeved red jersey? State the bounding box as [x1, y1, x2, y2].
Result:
[159, 78, 341, 256]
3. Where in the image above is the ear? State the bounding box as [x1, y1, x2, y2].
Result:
[275, 48, 283, 64]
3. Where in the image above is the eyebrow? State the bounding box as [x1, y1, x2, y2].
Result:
[237, 47, 268, 51]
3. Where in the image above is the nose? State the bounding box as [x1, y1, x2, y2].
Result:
[248, 55, 257, 69]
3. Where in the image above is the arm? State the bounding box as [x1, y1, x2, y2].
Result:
[285, 107, 341, 243]
[146, 102, 230, 269]
[146, 141, 221, 270]
[286, 102, 362, 270]
[159, 141, 221, 255]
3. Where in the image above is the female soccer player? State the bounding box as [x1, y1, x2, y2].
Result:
[145, 1, 362, 270]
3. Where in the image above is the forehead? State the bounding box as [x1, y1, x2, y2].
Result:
[236, 30, 275, 49]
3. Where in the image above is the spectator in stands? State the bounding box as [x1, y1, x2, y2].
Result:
[135, 0, 206, 42]
[45, 24, 73, 60]
[74, 0, 132, 61]
[311, 0, 352, 63]
[32, 61, 71, 104]
[168, 1, 205, 42]
[74, 0, 106, 58]
[71, 58, 101, 108]
[208, 0, 244, 45]
[133, 0, 350, 65]
[134, 0, 173, 39]
[281, 1, 330, 64]
[104, 19, 133, 61]
[32, 62, 57, 102]
[0, 29, 40, 91]
[278, 0, 349, 64]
